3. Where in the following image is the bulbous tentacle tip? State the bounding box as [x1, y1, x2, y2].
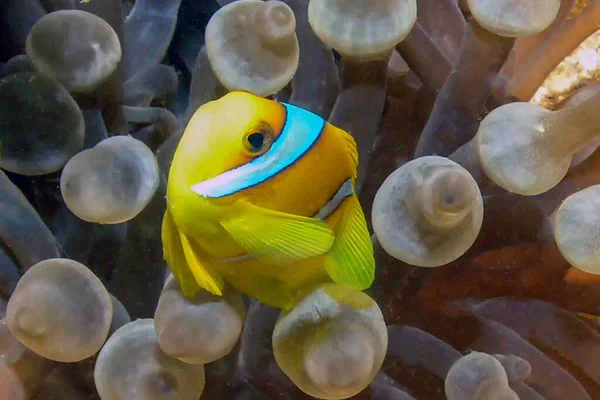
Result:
[26, 10, 121, 93]
[476, 102, 570, 195]
[419, 165, 478, 229]
[254, 1, 296, 48]
[0, 72, 84, 176]
[94, 319, 205, 400]
[445, 352, 515, 400]
[372, 156, 483, 267]
[478, 76, 600, 196]
[467, 0, 561, 37]
[205, 0, 299, 96]
[6, 258, 113, 363]
[60, 136, 159, 224]
[308, 0, 417, 60]
[492, 354, 532, 384]
[154, 277, 246, 365]
[554, 185, 600, 274]
[273, 284, 387, 399]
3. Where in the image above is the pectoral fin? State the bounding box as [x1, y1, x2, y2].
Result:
[324, 195, 375, 290]
[220, 201, 335, 265]
[161, 210, 224, 297]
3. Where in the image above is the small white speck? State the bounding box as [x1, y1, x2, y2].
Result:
[535, 123, 545, 134]
[578, 49, 599, 71]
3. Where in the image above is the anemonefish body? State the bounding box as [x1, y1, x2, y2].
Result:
[162, 91, 375, 309]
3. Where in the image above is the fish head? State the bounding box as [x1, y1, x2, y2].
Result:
[166, 90, 288, 238]
[169, 89, 357, 227]
[170, 91, 287, 193]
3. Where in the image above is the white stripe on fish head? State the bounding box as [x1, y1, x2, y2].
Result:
[191, 103, 326, 198]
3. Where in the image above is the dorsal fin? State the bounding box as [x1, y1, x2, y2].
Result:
[337, 125, 359, 179]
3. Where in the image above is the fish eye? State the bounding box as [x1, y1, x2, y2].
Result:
[243, 125, 273, 155]
[248, 132, 265, 149]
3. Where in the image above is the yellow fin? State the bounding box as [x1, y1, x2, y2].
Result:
[161, 211, 201, 298]
[324, 194, 375, 290]
[338, 125, 359, 179]
[220, 202, 336, 265]
[178, 231, 224, 296]
[222, 272, 297, 310]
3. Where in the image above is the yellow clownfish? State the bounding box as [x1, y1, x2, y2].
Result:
[161, 91, 375, 309]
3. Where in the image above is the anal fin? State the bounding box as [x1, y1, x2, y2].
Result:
[222, 271, 297, 310]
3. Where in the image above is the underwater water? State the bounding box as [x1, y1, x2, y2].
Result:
[1, 0, 600, 399]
